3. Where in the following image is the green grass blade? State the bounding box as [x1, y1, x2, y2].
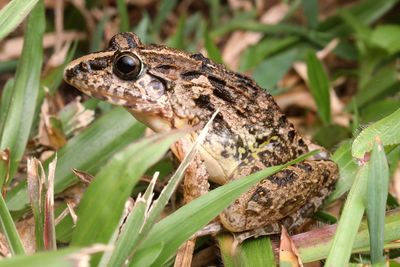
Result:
[366, 138, 389, 264]
[138, 152, 317, 265]
[239, 36, 299, 72]
[0, 247, 107, 267]
[0, 0, 39, 40]
[370, 24, 400, 55]
[301, 0, 318, 29]
[306, 51, 331, 125]
[71, 131, 184, 265]
[0, 60, 18, 74]
[325, 163, 368, 266]
[0, 0, 44, 180]
[116, 0, 130, 32]
[0, 193, 25, 255]
[0, 79, 14, 139]
[352, 107, 400, 158]
[253, 47, 299, 90]
[6, 108, 145, 212]
[318, 0, 398, 36]
[129, 243, 164, 267]
[241, 237, 276, 267]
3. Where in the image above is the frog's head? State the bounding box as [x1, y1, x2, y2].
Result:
[64, 32, 203, 132]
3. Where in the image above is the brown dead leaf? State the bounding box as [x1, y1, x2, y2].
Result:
[61, 97, 95, 137]
[72, 168, 94, 184]
[38, 94, 67, 150]
[222, 4, 289, 70]
[279, 226, 303, 267]
[174, 238, 196, 267]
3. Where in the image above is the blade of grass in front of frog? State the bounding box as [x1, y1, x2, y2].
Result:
[0, 0, 44, 181]
[366, 138, 389, 264]
[0, 0, 39, 40]
[135, 151, 318, 266]
[325, 161, 367, 266]
[216, 234, 242, 267]
[240, 237, 276, 267]
[101, 173, 159, 267]
[71, 131, 185, 266]
[352, 107, 400, 159]
[108, 112, 218, 267]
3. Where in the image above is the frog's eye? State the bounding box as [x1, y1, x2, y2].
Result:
[113, 52, 142, 80]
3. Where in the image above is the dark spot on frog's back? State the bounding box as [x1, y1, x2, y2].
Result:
[181, 71, 202, 80]
[208, 76, 235, 103]
[190, 53, 211, 64]
[194, 94, 215, 111]
[250, 187, 272, 206]
[153, 64, 178, 74]
[268, 169, 298, 187]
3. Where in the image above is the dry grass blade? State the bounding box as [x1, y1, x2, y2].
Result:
[44, 157, 57, 250]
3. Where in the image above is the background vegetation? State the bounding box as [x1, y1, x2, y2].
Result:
[0, 0, 399, 266]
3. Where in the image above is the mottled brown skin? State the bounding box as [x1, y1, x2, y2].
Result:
[64, 32, 338, 239]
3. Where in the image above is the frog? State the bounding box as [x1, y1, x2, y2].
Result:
[63, 32, 338, 240]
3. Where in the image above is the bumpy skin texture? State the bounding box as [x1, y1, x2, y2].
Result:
[64, 32, 339, 236]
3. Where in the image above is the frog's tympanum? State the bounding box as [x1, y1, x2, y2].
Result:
[64, 32, 338, 239]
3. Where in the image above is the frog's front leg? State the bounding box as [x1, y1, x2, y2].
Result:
[219, 159, 338, 235]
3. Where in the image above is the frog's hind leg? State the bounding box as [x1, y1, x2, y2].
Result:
[234, 186, 334, 243]
[280, 184, 333, 232]
[219, 160, 338, 236]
